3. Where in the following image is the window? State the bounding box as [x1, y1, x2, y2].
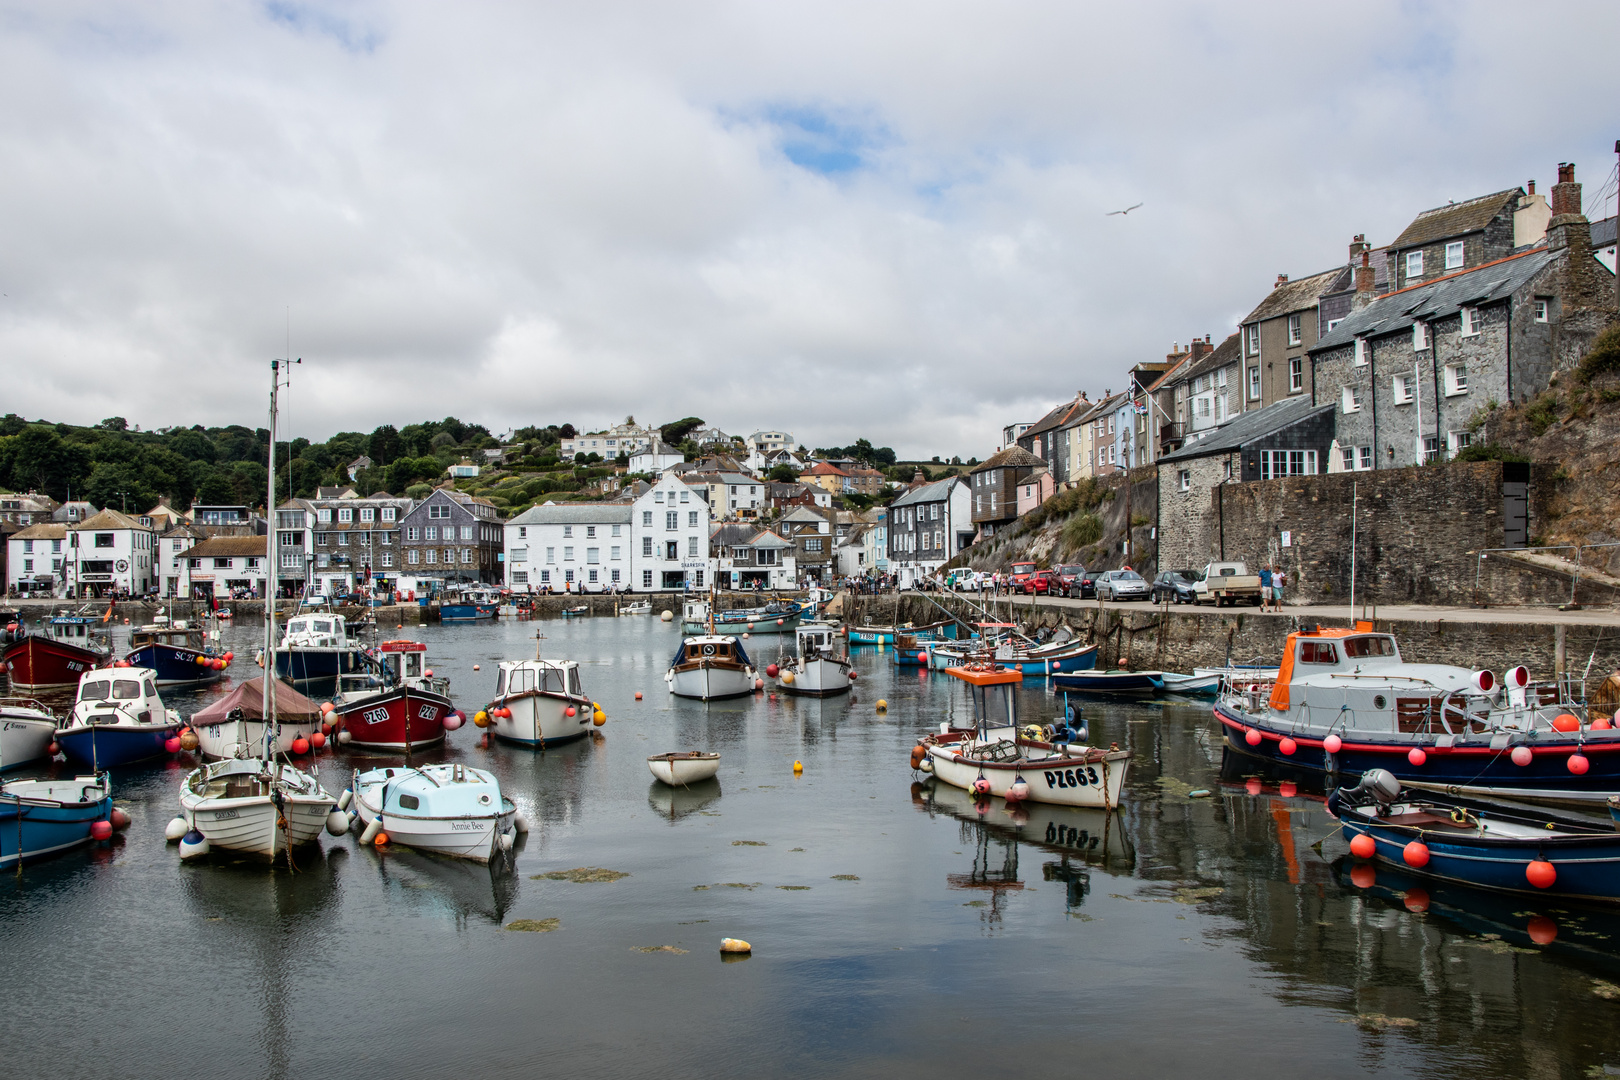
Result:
[1445, 363, 1468, 394]
[1341, 446, 1356, 471]
[1353, 337, 1367, 366]
[338, 509, 352, 523]
[1460, 306, 1480, 336]
[424, 549, 437, 564]
[460, 526, 473, 540]
[424, 526, 437, 541]
[655, 490, 664, 502]
[318, 509, 332, 523]
[642, 537, 653, 557]
[95, 533, 115, 548]
[1216, 367, 1227, 388]
[540, 570, 550, 584]
[805, 538, 823, 552]
[586, 569, 598, 584]
[1445, 241, 1464, 270]
[1198, 398, 1210, 417]
[563, 546, 574, 561]
[1287, 313, 1302, 346]
[611, 525, 621, 537]
[1222, 459, 1233, 480]
[1423, 437, 1440, 464]
[665, 541, 679, 560]
[1246, 324, 1259, 355]
[679, 489, 689, 503]
[21, 558, 31, 573]
[1448, 431, 1473, 457]
[1301, 641, 1339, 664]
[21, 539, 32, 553]
[1178, 469, 1190, 492]
[1327, 319, 1342, 332]
[545, 546, 556, 564]
[586, 526, 596, 538]
[1288, 357, 1303, 393]
[382, 507, 396, 522]
[380, 553, 393, 568]
[406, 527, 419, 541]
[643, 570, 654, 588]
[1358, 445, 1373, 471]
[359, 508, 374, 523]
[428, 504, 450, 519]
[1341, 386, 1362, 413]
[666, 511, 678, 530]
[688, 537, 700, 557]
[518, 527, 527, 539]
[1393, 374, 1413, 404]
[1259, 449, 1318, 479]
[1413, 321, 1430, 350]
[1534, 298, 1549, 323]
[408, 549, 419, 565]
[642, 511, 653, 527]
[688, 511, 698, 527]
[562, 525, 572, 538]
[587, 547, 599, 564]
[1248, 366, 1260, 400]
[565, 570, 574, 583]
[1405, 250, 1423, 280]
[337, 533, 349, 546]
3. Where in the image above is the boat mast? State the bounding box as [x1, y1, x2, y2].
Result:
[264, 355, 298, 760]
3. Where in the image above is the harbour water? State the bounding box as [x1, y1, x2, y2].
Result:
[6, 613, 1620, 1079]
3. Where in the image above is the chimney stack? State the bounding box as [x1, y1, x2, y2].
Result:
[1348, 234, 1369, 264]
[1275, 273, 1289, 289]
[1551, 163, 1581, 217]
[1188, 336, 1213, 362]
[1527, 179, 1535, 196]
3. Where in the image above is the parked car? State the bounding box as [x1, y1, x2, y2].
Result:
[1052, 564, 1093, 599]
[1095, 569, 1150, 601]
[1023, 569, 1056, 595]
[1151, 570, 1199, 604]
[1009, 561, 1037, 591]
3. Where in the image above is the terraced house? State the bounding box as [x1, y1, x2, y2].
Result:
[399, 488, 504, 585]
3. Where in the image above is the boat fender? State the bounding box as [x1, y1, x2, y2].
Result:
[514, 812, 530, 834]
[720, 938, 751, 954]
[326, 811, 350, 837]
[1511, 745, 1534, 766]
[109, 808, 131, 830]
[359, 818, 383, 846]
[1526, 860, 1557, 889]
[165, 816, 190, 842]
[337, 789, 353, 811]
[337, 729, 353, 745]
[178, 830, 210, 860]
[497, 830, 514, 852]
[918, 758, 933, 773]
[1402, 841, 1430, 868]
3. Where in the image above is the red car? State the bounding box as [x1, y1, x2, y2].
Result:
[1052, 564, 1094, 599]
[1009, 561, 1037, 592]
[1022, 569, 1056, 595]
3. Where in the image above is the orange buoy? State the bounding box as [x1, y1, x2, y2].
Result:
[374, 832, 389, 847]
[1402, 841, 1430, 868]
[1349, 833, 1376, 859]
[1526, 859, 1557, 889]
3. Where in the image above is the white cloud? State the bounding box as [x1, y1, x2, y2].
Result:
[1, 0, 1616, 456]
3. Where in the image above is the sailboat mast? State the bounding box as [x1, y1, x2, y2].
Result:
[265, 360, 277, 729]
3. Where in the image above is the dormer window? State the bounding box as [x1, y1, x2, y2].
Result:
[1460, 306, 1480, 336]
[1413, 321, 1430, 350]
[1445, 241, 1464, 270]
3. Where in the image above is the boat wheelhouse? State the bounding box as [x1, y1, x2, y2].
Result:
[56, 666, 182, 770]
[666, 635, 756, 701]
[486, 658, 596, 748]
[2, 614, 112, 691]
[125, 619, 228, 685]
[330, 640, 453, 752]
[772, 622, 853, 697]
[272, 612, 363, 682]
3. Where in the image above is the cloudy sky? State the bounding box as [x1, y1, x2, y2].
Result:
[2, 1, 1616, 458]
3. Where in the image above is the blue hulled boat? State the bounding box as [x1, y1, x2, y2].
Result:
[124, 619, 229, 685]
[0, 774, 113, 869]
[272, 612, 364, 682]
[441, 587, 501, 623]
[1051, 668, 1164, 694]
[1216, 622, 1611, 805]
[55, 667, 182, 770]
[1331, 769, 1620, 905]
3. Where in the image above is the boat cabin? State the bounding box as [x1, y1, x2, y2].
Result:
[496, 659, 585, 699]
[673, 635, 750, 669]
[946, 665, 1023, 732]
[378, 640, 429, 682]
[797, 623, 839, 659]
[281, 615, 349, 648]
[74, 667, 163, 720]
[130, 622, 206, 650]
[48, 615, 109, 649]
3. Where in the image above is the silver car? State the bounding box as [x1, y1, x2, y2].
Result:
[1096, 569, 1150, 601]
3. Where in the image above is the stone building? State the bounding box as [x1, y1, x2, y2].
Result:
[1238, 268, 1341, 412]
[968, 446, 1044, 538]
[1385, 185, 1546, 293]
[887, 476, 971, 587]
[399, 488, 503, 585]
[777, 505, 834, 583]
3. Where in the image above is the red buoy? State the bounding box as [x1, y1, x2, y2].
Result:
[1350, 833, 1376, 859]
[565, 707, 576, 717]
[1404, 888, 1430, 913]
[90, 820, 113, 841]
[847, 671, 857, 681]
[1526, 860, 1557, 889]
[1245, 778, 1262, 795]
[1408, 747, 1427, 767]
[1323, 734, 1343, 754]
[1594, 718, 1614, 731]
[1279, 737, 1297, 756]
[1552, 713, 1580, 732]
[310, 732, 326, 749]
[1511, 745, 1534, 766]
[165, 737, 181, 754]
[1279, 781, 1297, 798]
[1350, 863, 1376, 889]
[1402, 841, 1430, 868]
[291, 737, 310, 755]
[766, 664, 780, 678]
[1245, 728, 1262, 746]
[1568, 753, 1590, 775]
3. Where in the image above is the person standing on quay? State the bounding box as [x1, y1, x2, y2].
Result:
[1258, 564, 1274, 613]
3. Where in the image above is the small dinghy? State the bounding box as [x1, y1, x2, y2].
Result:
[1332, 769, 1620, 904]
[352, 763, 518, 863]
[647, 751, 721, 786]
[0, 774, 113, 869]
[1050, 669, 1165, 695]
[561, 605, 590, 618]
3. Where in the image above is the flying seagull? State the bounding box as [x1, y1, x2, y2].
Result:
[1106, 202, 1144, 216]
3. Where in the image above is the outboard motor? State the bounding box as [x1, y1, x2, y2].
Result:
[1327, 768, 1401, 817]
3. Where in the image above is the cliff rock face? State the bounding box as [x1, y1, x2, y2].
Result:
[949, 470, 1159, 576]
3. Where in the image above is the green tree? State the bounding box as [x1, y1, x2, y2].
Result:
[367, 424, 403, 466]
[659, 417, 704, 445]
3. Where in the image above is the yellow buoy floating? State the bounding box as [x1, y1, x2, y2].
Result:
[875, 699, 888, 712]
[793, 760, 803, 774]
[720, 937, 752, 954]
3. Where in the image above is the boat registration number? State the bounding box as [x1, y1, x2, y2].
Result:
[361, 707, 390, 725]
[1044, 765, 1100, 789]
[417, 704, 437, 720]
[212, 809, 239, 820]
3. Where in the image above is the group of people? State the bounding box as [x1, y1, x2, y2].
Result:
[1257, 564, 1288, 612]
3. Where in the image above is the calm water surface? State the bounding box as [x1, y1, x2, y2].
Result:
[5, 614, 1620, 1079]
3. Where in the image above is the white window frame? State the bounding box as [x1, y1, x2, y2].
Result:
[1341, 446, 1356, 471]
[1178, 470, 1190, 492]
[1445, 363, 1469, 395]
[1460, 306, 1480, 336]
[1413, 321, 1430, 350]
[1448, 431, 1473, 457]
[1393, 374, 1413, 404]
[1445, 241, 1464, 270]
[1287, 313, 1302, 347]
[1248, 365, 1261, 400]
[1358, 445, 1373, 471]
[1288, 357, 1303, 393]
[1406, 250, 1423, 280]
[1534, 299, 1549, 323]
[1246, 324, 1259, 356]
[1341, 386, 1361, 413]
[1353, 337, 1367, 366]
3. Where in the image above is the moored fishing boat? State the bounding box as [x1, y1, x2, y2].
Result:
[483, 653, 598, 747]
[328, 640, 454, 752]
[1332, 769, 1620, 905]
[647, 751, 721, 786]
[1215, 621, 1613, 804]
[666, 634, 757, 701]
[771, 622, 854, 697]
[617, 599, 653, 616]
[350, 763, 518, 863]
[124, 616, 230, 686]
[1, 613, 113, 691]
[848, 620, 948, 646]
[56, 666, 182, 769]
[1160, 672, 1222, 697]
[440, 587, 501, 623]
[681, 597, 807, 635]
[923, 637, 1098, 676]
[915, 665, 1131, 808]
[189, 677, 323, 759]
[0, 697, 61, 770]
[272, 611, 363, 682]
[0, 774, 113, 869]
[1052, 668, 1165, 695]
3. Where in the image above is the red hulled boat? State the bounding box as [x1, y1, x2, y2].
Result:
[2, 615, 112, 691]
[330, 640, 456, 751]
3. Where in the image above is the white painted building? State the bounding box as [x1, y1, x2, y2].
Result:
[178, 536, 270, 599]
[65, 509, 157, 598]
[628, 440, 684, 474]
[630, 473, 712, 590]
[157, 524, 207, 597]
[560, 422, 660, 460]
[6, 523, 67, 595]
[746, 430, 795, 456]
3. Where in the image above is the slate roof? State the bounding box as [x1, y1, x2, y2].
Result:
[1170, 333, 1241, 385]
[1241, 268, 1342, 324]
[10, 523, 66, 541]
[72, 509, 151, 531]
[1021, 397, 1084, 440]
[1390, 189, 1521, 250]
[890, 476, 963, 507]
[504, 503, 634, 526]
[710, 524, 791, 549]
[969, 446, 1045, 474]
[1158, 397, 1335, 463]
[1311, 248, 1556, 354]
[1593, 216, 1618, 249]
[180, 536, 268, 558]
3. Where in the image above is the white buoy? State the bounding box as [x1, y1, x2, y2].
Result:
[165, 816, 190, 842]
[359, 818, 383, 845]
[498, 830, 514, 852]
[660, 610, 674, 622]
[178, 829, 211, 859]
[513, 811, 530, 834]
[337, 789, 353, 811]
[326, 811, 350, 836]
[336, 729, 353, 745]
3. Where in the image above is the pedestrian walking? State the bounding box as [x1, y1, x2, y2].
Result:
[1274, 566, 1286, 609]
[1258, 564, 1274, 613]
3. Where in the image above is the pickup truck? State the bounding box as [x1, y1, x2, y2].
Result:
[1192, 561, 1263, 606]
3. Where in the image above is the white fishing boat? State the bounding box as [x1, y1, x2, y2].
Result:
[484, 643, 598, 748]
[271, 611, 363, 682]
[174, 358, 336, 862]
[916, 664, 1131, 809]
[0, 697, 61, 770]
[770, 622, 853, 697]
[647, 751, 721, 786]
[351, 763, 518, 863]
[56, 667, 183, 770]
[666, 634, 757, 700]
[617, 599, 653, 616]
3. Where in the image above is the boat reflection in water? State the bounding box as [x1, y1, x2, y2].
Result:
[368, 842, 521, 929]
[646, 778, 722, 822]
[912, 777, 1133, 922]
